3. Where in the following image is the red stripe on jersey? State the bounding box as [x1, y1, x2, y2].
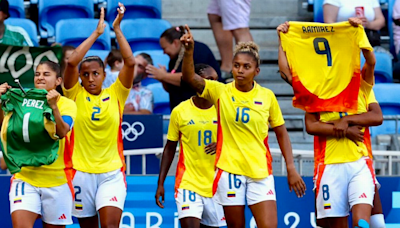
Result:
[313, 133, 326, 181]
[365, 158, 376, 185]
[315, 163, 326, 199]
[70, 129, 75, 161]
[292, 71, 360, 113]
[117, 101, 126, 173]
[264, 136, 273, 175]
[214, 100, 223, 168]
[363, 128, 373, 159]
[174, 134, 186, 194]
[63, 137, 75, 199]
[212, 169, 223, 195]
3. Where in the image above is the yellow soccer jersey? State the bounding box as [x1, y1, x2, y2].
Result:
[281, 21, 373, 113]
[63, 78, 130, 173]
[167, 98, 217, 198]
[317, 80, 373, 165]
[200, 80, 285, 179]
[15, 96, 77, 188]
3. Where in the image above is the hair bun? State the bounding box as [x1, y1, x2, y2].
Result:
[235, 41, 259, 53]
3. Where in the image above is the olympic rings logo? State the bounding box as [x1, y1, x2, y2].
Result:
[121, 121, 145, 142]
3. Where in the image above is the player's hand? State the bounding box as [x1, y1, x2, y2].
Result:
[155, 185, 165, 208]
[96, 7, 106, 35]
[0, 83, 11, 96]
[346, 125, 364, 145]
[180, 24, 194, 51]
[46, 89, 60, 109]
[205, 143, 217, 155]
[287, 167, 306, 197]
[327, 118, 349, 138]
[348, 17, 363, 27]
[276, 21, 290, 39]
[113, 2, 125, 29]
[146, 65, 167, 81]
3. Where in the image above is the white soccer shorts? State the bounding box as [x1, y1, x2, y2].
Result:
[207, 0, 252, 30]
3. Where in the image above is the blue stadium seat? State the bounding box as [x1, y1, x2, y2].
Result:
[8, 0, 24, 18]
[38, 0, 94, 39]
[146, 82, 170, 115]
[106, 0, 161, 28]
[85, 50, 110, 62]
[370, 84, 400, 136]
[4, 18, 39, 46]
[313, 0, 324, 22]
[56, 19, 111, 51]
[133, 50, 170, 86]
[120, 19, 171, 53]
[360, 52, 393, 83]
[389, 0, 396, 57]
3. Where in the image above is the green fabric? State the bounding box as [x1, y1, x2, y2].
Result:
[1, 89, 59, 174]
[0, 25, 32, 46]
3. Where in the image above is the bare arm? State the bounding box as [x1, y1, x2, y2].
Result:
[64, 8, 106, 89]
[47, 90, 71, 139]
[0, 83, 11, 128]
[323, 4, 339, 23]
[0, 157, 6, 170]
[365, 8, 386, 31]
[155, 140, 178, 208]
[334, 103, 383, 128]
[361, 49, 376, 85]
[276, 22, 292, 85]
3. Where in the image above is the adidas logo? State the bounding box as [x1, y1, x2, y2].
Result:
[188, 120, 195, 125]
[266, 190, 274, 195]
[110, 196, 118, 202]
[221, 217, 226, 221]
[359, 193, 367, 199]
[58, 214, 67, 220]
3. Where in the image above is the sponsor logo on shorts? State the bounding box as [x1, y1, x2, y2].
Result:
[359, 193, 367, 199]
[324, 203, 331, 210]
[266, 190, 274, 195]
[58, 214, 67, 220]
[110, 196, 118, 202]
[182, 204, 190, 210]
[227, 191, 236, 197]
[75, 204, 83, 210]
[14, 198, 22, 204]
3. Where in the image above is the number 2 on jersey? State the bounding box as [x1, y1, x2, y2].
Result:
[313, 38, 332, 67]
[91, 107, 100, 121]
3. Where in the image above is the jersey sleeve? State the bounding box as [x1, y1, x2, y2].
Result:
[58, 97, 77, 129]
[323, 0, 341, 7]
[167, 107, 180, 142]
[357, 26, 373, 51]
[109, 77, 131, 110]
[62, 82, 82, 101]
[360, 79, 373, 100]
[199, 80, 225, 105]
[367, 90, 378, 105]
[268, 90, 285, 128]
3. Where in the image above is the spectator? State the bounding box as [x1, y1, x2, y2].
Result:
[146, 26, 220, 110]
[207, 0, 253, 80]
[0, 0, 33, 46]
[394, 0, 400, 55]
[61, 45, 76, 75]
[103, 49, 123, 88]
[323, 0, 385, 47]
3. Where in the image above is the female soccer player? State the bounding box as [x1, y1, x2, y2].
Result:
[181, 25, 306, 228]
[277, 18, 383, 228]
[155, 64, 226, 228]
[62, 4, 135, 228]
[0, 60, 77, 228]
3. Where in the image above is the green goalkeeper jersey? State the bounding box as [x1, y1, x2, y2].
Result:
[1, 89, 59, 174]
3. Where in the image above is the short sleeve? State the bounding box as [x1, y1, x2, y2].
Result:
[58, 97, 77, 128]
[357, 26, 373, 51]
[323, 0, 341, 7]
[394, 0, 400, 19]
[367, 90, 378, 105]
[167, 107, 180, 142]
[62, 82, 82, 101]
[109, 77, 131, 109]
[268, 91, 285, 128]
[199, 80, 226, 105]
[139, 89, 153, 112]
[360, 79, 373, 100]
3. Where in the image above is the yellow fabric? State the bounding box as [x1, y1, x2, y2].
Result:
[367, 90, 377, 104]
[1, 113, 11, 157]
[200, 80, 285, 178]
[281, 21, 372, 100]
[167, 98, 217, 197]
[63, 78, 130, 173]
[319, 80, 373, 164]
[15, 96, 77, 187]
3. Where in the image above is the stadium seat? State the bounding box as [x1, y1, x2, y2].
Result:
[360, 52, 393, 83]
[370, 84, 400, 136]
[388, 0, 396, 57]
[120, 19, 171, 53]
[133, 50, 170, 86]
[146, 82, 170, 115]
[85, 50, 110, 62]
[38, 0, 94, 39]
[56, 19, 111, 51]
[8, 0, 24, 18]
[313, 0, 324, 22]
[4, 18, 39, 46]
[106, 0, 161, 28]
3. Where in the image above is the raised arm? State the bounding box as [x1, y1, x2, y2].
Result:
[323, 4, 339, 23]
[114, 3, 135, 89]
[277, 22, 292, 85]
[0, 83, 11, 128]
[63, 8, 106, 89]
[363, 7, 386, 31]
[181, 25, 205, 94]
[47, 90, 71, 139]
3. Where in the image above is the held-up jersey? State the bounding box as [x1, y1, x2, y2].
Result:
[281, 21, 373, 113]
[314, 80, 373, 165]
[200, 80, 285, 179]
[15, 96, 77, 188]
[1, 89, 59, 174]
[167, 98, 218, 198]
[63, 78, 130, 173]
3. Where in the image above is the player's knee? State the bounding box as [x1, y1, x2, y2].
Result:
[370, 214, 385, 228]
[354, 219, 370, 228]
